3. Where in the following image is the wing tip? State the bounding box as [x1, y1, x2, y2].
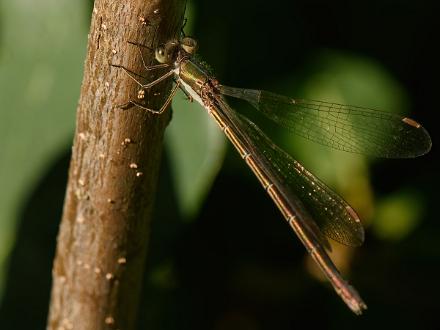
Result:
[345, 206, 365, 246]
[401, 117, 432, 158]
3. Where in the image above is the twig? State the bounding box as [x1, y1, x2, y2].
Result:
[47, 1, 186, 329]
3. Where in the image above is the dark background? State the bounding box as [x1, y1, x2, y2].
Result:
[0, 0, 439, 329]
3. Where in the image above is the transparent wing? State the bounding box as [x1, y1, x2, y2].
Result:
[230, 109, 364, 247]
[219, 85, 432, 158]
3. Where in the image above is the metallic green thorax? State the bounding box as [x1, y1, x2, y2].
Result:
[177, 57, 211, 97]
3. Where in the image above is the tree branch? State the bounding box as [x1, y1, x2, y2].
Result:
[47, 1, 186, 329]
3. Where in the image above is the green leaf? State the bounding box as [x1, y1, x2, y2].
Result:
[0, 0, 88, 296]
[166, 92, 226, 219]
[164, 0, 227, 220]
[373, 191, 424, 241]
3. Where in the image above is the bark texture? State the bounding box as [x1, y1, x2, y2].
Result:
[47, 1, 186, 329]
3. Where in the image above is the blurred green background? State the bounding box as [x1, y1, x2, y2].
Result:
[0, 0, 438, 329]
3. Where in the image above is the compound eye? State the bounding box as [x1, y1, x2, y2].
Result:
[155, 46, 167, 63]
[181, 37, 198, 54]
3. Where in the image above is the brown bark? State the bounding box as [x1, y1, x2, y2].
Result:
[47, 1, 186, 329]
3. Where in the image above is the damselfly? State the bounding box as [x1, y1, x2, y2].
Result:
[112, 36, 432, 315]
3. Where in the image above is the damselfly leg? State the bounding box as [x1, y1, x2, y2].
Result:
[110, 40, 176, 112]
